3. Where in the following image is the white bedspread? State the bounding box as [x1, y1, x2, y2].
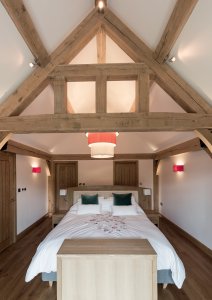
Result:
[25, 210, 185, 288]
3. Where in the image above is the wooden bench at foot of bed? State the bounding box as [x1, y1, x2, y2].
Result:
[57, 238, 157, 300]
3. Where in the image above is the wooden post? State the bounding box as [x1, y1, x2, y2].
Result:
[47, 161, 55, 216]
[135, 65, 150, 112]
[52, 77, 67, 114]
[96, 75, 107, 113]
[97, 26, 106, 63]
[153, 160, 160, 211]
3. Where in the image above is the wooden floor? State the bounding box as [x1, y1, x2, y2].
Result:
[0, 217, 211, 300]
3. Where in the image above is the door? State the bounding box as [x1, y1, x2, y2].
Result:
[0, 152, 16, 253]
[114, 161, 138, 186]
[55, 162, 78, 211]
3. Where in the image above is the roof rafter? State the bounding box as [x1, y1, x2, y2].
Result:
[154, 137, 203, 160]
[0, 112, 211, 133]
[0, 8, 100, 118]
[1, 0, 50, 67]
[102, 9, 212, 114]
[0, 132, 12, 150]
[154, 0, 199, 63]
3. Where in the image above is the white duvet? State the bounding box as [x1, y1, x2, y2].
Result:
[25, 209, 185, 288]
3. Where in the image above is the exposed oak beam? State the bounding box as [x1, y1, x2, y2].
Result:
[195, 129, 212, 153]
[96, 75, 107, 112]
[3, 140, 51, 160]
[97, 26, 106, 63]
[0, 132, 12, 150]
[154, 0, 198, 63]
[102, 9, 212, 114]
[154, 137, 202, 160]
[52, 153, 154, 161]
[51, 77, 67, 114]
[135, 65, 149, 112]
[0, 113, 211, 133]
[0, 9, 100, 117]
[1, 0, 50, 67]
[50, 63, 154, 81]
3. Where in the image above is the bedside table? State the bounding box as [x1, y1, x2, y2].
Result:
[52, 212, 66, 228]
[145, 210, 160, 227]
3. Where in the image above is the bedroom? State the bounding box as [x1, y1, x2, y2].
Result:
[0, 0, 212, 299]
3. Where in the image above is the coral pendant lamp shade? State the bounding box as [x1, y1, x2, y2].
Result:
[86, 132, 118, 158]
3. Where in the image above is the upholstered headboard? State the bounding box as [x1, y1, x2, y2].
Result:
[73, 190, 139, 204]
[66, 185, 147, 209]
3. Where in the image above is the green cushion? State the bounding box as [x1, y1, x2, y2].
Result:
[81, 194, 98, 205]
[113, 193, 132, 206]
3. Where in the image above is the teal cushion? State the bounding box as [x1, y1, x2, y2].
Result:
[113, 193, 132, 206]
[81, 194, 98, 205]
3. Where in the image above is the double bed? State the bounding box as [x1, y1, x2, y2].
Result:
[25, 189, 185, 289]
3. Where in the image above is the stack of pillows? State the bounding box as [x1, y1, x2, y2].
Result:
[73, 193, 144, 216]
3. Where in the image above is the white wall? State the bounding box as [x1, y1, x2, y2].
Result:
[16, 155, 48, 234]
[159, 151, 212, 249]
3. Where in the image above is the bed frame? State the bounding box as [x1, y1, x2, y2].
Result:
[43, 186, 174, 288]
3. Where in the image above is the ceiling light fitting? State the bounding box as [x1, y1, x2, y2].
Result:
[86, 132, 119, 158]
[97, 0, 105, 12]
[29, 58, 39, 68]
[168, 56, 176, 63]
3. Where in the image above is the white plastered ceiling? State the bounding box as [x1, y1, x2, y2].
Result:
[0, 0, 211, 154]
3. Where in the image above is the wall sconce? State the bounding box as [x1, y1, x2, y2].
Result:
[143, 188, 151, 196]
[32, 167, 41, 173]
[173, 165, 184, 172]
[59, 189, 67, 196]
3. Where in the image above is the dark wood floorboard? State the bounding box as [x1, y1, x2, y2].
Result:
[0, 216, 211, 300]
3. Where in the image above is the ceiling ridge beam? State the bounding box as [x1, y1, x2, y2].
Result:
[0, 112, 211, 133]
[0, 8, 101, 118]
[1, 0, 50, 67]
[154, 137, 202, 160]
[102, 9, 212, 114]
[154, 0, 199, 63]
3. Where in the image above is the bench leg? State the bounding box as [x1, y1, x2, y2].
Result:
[49, 281, 53, 287]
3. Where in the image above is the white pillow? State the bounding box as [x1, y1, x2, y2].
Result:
[100, 197, 113, 212]
[112, 205, 138, 216]
[77, 204, 101, 215]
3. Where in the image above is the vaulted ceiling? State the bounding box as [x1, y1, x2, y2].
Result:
[0, 0, 211, 155]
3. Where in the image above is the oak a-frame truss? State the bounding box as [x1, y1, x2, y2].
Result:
[0, 0, 211, 155]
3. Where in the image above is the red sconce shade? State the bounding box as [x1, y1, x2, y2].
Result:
[32, 167, 41, 173]
[173, 165, 184, 172]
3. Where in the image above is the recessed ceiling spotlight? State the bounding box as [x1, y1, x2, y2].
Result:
[29, 62, 36, 68]
[168, 56, 176, 63]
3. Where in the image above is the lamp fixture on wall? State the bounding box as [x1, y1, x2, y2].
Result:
[86, 132, 119, 158]
[173, 164, 184, 172]
[32, 167, 41, 173]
